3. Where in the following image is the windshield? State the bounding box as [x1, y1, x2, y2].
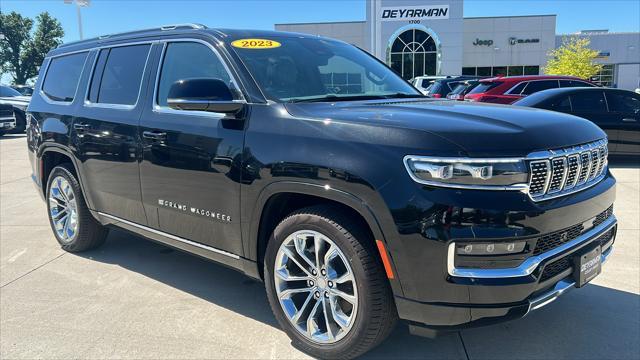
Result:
[231, 36, 420, 102]
[0, 86, 21, 97]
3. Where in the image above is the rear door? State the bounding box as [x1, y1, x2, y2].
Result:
[138, 39, 245, 256]
[604, 90, 640, 155]
[568, 90, 619, 152]
[73, 43, 153, 224]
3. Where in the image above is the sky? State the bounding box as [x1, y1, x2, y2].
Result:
[2, 0, 639, 44]
[1, 0, 639, 83]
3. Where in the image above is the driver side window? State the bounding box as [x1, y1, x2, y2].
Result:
[157, 42, 237, 107]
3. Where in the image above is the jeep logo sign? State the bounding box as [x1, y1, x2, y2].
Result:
[473, 38, 494, 46]
[380, 5, 449, 21]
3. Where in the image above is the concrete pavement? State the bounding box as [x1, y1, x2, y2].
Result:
[1, 134, 638, 359]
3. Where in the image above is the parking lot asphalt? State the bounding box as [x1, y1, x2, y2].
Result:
[1, 134, 638, 359]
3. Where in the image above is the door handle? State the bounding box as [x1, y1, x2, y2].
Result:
[622, 118, 637, 122]
[73, 123, 90, 132]
[142, 130, 167, 141]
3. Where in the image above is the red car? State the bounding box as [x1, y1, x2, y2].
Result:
[464, 75, 597, 104]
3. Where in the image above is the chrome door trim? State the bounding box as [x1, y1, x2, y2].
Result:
[98, 212, 240, 259]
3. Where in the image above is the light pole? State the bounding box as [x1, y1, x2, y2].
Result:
[64, 0, 90, 40]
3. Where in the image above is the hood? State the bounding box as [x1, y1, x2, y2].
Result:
[284, 99, 606, 157]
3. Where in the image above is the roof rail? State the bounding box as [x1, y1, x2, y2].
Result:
[58, 23, 208, 48]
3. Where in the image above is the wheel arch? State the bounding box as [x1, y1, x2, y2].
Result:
[245, 181, 403, 296]
[38, 145, 94, 211]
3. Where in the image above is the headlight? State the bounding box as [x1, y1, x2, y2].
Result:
[403, 156, 529, 190]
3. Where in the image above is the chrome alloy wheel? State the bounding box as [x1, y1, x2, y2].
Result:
[274, 230, 358, 344]
[48, 176, 79, 243]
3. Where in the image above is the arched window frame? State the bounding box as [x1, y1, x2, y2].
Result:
[386, 24, 442, 80]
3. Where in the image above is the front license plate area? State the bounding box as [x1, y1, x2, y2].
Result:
[574, 245, 602, 287]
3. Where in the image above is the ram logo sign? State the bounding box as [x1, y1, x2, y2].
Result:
[380, 5, 449, 21]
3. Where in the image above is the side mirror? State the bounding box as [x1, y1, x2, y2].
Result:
[167, 78, 244, 114]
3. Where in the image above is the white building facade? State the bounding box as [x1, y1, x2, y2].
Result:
[275, 0, 640, 90]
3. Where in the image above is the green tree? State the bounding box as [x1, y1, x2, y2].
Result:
[544, 36, 603, 79]
[0, 11, 64, 85]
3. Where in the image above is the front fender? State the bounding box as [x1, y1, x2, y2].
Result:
[243, 180, 405, 297]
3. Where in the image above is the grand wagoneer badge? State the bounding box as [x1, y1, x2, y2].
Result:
[158, 199, 231, 222]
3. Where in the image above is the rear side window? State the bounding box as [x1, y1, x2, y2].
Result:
[467, 81, 501, 95]
[507, 82, 528, 95]
[89, 44, 151, 105]
[560, 80, 596, 88]
[605, 92, 640, 113]
[521, 80, 559, 95]
[157, 42, 233, 107]
[427, 82, 442, 95]
[570, 91, 607, 112]
[42, 52, 88, 102]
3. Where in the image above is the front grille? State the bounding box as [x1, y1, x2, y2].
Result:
[596, 227, 615, 247]
[593, 205, 614, 228]
[540, 257, 572, 282]
[533, 206, 614, 255]
[539, 226, 615, 282]
[0, 107, 13, 118]
[528, 140, 607, 201]
[534, 224, 584, 255]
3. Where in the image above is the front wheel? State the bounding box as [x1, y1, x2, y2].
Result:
[264, 205, 397, 359]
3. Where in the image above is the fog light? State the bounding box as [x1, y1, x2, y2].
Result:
[456, 241, 526, 255]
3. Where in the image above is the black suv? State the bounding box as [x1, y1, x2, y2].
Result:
[27, 25, 617, 359]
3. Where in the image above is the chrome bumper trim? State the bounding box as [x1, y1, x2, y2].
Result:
[527, 245, 613, 313]
[447, 215, 617, 278]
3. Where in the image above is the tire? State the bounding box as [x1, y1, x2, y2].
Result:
[46, 163, 108, 252]
[264, 205, 397, 359]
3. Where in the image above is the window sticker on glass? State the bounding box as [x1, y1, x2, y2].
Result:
[231, 38, 281, 49]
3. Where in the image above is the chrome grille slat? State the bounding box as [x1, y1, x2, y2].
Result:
[564, 154, 580, 190]
[589, 149, 600, 179]
[527, 140, 608, 202]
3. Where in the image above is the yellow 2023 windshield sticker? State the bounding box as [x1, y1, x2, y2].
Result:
[231, 38, 281, 49]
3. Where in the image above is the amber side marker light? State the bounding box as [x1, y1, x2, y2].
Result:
[376, 240, 395, 279]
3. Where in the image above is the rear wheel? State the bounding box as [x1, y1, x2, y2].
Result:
[264, 205, 397, 359]
[46, 164, 108, 252]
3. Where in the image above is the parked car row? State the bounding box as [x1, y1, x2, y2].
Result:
[0, 85, 31, 134]
[514, 87, 640, 156]
[411, 75, 638, 158]
[464, 75, 597, 104]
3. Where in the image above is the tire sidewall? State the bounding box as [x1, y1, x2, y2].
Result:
[264, 212, 376, 356]
[46, 165, 83, 246]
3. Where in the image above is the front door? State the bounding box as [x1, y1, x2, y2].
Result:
[138, 40, 245, 255]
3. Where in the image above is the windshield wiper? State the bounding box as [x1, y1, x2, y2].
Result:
[382, 93, 426, 99]
[288, 93, 424, 103]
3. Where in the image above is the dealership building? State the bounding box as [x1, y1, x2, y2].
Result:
[275, 0, 640, 90]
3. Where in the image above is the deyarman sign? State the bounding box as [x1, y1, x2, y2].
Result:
[380, 5, 449, 21]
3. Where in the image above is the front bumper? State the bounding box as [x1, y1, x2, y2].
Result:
[395, 214, 617, 330]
